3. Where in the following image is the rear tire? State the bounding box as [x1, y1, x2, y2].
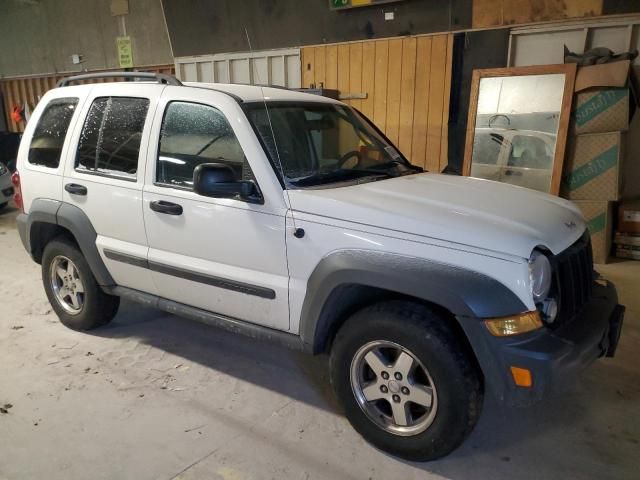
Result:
[330, 301, 483, 461]
[42, 236, 119, 330]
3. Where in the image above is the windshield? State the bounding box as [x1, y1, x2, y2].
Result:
[245, 102, 420, 187]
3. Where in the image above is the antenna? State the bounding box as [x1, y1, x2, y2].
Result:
[243, 27, 299, 230]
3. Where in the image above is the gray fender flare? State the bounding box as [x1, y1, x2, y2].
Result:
[20, 199, 115, 286]
[298, 250, 527, 352]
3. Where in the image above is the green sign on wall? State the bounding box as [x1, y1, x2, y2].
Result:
[330, 0, 404, 10]
[116, 36, 133, 68]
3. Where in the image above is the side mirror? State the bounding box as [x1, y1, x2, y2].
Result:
[193, 163, 261, 203]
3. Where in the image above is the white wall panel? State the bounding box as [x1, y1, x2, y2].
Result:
[510, 17, 640, 67]
[175, 48, 301, 88]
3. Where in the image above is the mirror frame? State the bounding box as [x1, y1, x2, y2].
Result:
[462, 63, 577, 195]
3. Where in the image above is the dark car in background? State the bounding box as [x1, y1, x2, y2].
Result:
[0, 131, 21, 172]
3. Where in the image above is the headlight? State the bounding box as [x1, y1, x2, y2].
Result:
[529, 250, 552, 302]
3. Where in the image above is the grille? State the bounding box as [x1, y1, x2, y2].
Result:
[552, 231, 594, 326]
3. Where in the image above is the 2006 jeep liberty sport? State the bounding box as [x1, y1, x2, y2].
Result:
[14, 72, 625, 461]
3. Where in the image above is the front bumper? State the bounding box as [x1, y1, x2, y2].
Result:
[458, 280, 624, 406]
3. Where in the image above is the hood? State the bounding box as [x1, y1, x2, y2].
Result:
[288, 173, 585, 258]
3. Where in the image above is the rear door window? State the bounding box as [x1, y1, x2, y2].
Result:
[76, 97, 149, 179]
[28, 98, 78, 168]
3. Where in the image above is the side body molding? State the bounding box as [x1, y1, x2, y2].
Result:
[298, 250, 527, 353]
[18, 199, 115, 286]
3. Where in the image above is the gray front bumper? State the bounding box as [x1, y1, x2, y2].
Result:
[458, 280, 624, 406]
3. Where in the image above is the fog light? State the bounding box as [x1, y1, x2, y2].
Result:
[510, 366, 533, 388]
[484, 311, 543, 337]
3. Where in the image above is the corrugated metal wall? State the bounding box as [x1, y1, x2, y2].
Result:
[0, 65, 174, 133]
[301, 34, 454, 171]
[175, 49, 301, 87]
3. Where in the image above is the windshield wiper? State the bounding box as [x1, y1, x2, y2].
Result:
[289, 169, 390, 187]
[349, 160, 423, 177]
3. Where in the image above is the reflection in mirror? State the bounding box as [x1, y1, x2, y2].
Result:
[470, 73, 566, 193]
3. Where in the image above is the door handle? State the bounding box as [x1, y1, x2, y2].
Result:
[504, 170, 523, 177]
[150, 200, 183, 216]
[65, 183, 87, 196]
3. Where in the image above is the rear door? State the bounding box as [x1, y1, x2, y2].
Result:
[62, 83, 163, 294]
[142, 86, 290, 330]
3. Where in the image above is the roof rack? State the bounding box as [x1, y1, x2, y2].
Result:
[56, 72, 182, 88]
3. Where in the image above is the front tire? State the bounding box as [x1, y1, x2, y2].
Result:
[42, 237, 120, 330]
[330, 301, 483, 461]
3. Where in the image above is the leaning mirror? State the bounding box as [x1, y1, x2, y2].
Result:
[463, 64, 576, 195]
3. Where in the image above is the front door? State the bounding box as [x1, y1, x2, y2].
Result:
[142, 87, 290, 330]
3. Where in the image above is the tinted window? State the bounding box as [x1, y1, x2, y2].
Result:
[157, 102, 251, 189]
[28, 98, 78, 168]
[76, 97, 149, 179]
[508, 135, 554, 169]
[472, 132, 504, 166]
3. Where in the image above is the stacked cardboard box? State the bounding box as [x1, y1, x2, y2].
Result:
[614, 200, 640, 260]
[561, 61, 638, 264]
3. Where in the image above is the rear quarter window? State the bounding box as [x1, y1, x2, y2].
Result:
[76, 96, 149, 180]
[28, 98, 78, 168]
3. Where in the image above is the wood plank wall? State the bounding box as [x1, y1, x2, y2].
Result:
[0, 65, 175, 133]
[301, 34, 454, 172]
[472, 0, 603, 28]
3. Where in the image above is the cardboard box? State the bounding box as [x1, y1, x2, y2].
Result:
[571, 60, 638, 135]
[618, 199, 640, 234]
[562, 132, 624, 201]
[572, 88, 630, 135]
[614, 233, 640, 260]
[616, 245, 640, 260]
[574, 200, 613, 264]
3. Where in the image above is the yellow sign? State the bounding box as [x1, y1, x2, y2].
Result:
[116, 36, 133, 68]
[330, 0, 403, 10]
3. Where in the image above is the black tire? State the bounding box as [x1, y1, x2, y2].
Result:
[42, 236, 120, 330]
[330, 301, 483, 461]
[0, 202, 7, 211]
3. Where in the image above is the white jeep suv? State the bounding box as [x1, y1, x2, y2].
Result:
[14, 72, 624, 461]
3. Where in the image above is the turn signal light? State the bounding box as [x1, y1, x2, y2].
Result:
[484, 311, 543, 337]
[510, 366, 533, 388]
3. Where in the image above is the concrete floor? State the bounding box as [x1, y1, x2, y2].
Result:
[0, 205, 638, 480]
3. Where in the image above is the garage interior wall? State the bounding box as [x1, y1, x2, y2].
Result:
[472, 0, 604, 28]
[0, 0, 172, 77]
[162, 0, 471, 58]
[301, 34, 454, 172]
[175, 49, 301, 88]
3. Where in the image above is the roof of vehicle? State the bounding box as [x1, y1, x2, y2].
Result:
[184, 82, 341, 104]
[53, 78, 341, 105]
[475, 127, 557, 138]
